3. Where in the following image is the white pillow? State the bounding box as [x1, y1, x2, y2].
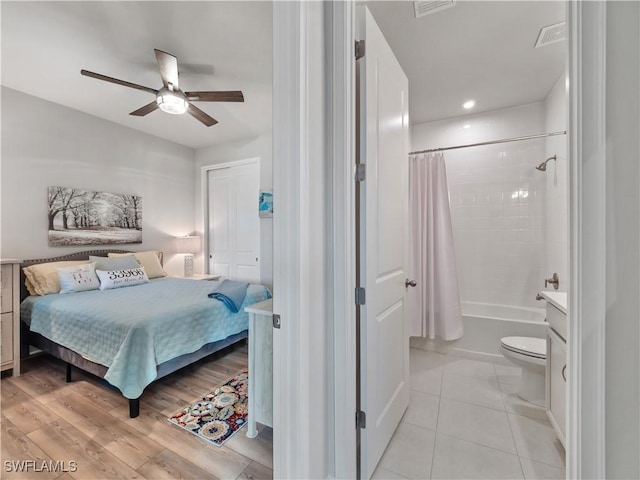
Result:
[108, 251, 167, 279]
[96, 267, 150, 291]
[57, 262, 100, 294]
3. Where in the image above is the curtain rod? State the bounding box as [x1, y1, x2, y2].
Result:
[409, 130, 567, 155]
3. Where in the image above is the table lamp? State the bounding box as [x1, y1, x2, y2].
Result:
[176, 235, 201, 277]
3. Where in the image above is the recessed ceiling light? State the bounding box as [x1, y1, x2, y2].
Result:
[463, 100, 476, 109]
[463, 124, 471, 129]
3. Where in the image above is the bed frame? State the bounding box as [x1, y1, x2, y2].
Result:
[19, 249, 248, 418]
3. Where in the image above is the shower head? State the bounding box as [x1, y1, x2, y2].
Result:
[536, 155, 557, 171]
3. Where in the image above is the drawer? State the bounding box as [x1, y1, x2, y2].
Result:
[1, 264, 13, 314]
[546, 302, 566, 341]
[1, 312, 14, 364]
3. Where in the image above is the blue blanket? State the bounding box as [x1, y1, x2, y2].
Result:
[208, 279, 250, 313]
[21, 278, 271, 399]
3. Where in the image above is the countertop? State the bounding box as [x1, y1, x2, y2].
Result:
[245, 298, 273, 315]
[539, 291, 567, 314]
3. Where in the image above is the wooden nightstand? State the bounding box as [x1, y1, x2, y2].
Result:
[245, 297, 273, 438]
[1, 259, 22, 376]
[173, 273, 221, 281]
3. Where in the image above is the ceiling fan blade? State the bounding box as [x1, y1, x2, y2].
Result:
[81, 70, 158, 95]
[187, 103, 218, 127]
[154, 49, 179, 90]
[184, 91, 244, 102]
[129, 101, 159, 117]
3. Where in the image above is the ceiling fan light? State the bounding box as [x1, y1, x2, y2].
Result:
[156, 91, 189, 115]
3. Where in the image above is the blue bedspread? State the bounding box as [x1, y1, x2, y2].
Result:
[21, 278, 271, 399]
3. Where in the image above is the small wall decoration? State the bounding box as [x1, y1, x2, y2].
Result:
[259, 190, 273, 218]
[48, 186, 142, 246]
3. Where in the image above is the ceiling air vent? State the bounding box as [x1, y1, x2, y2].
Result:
[413, 0, 455, 18]
[535, 21, 566, 48]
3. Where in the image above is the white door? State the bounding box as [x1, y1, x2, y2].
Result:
[207, 161, 260, 283]
[358, 6, 411, 479]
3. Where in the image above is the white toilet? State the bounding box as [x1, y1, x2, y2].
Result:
[499, 336, 547, 407]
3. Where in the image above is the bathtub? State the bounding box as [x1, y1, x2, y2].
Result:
[410, 301, 547, 361]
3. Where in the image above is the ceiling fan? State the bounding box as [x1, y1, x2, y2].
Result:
[80, 49, 244, 127]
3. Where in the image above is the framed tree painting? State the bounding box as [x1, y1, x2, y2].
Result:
[48, 186, 142, 246]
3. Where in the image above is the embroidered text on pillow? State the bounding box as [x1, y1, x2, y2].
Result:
[96, 267, 150, 290]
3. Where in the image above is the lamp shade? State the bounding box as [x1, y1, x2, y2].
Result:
[176, 235, 201, 254]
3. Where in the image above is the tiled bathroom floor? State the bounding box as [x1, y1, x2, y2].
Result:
[373, 348, 566, 480]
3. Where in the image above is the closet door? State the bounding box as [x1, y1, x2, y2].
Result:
[208, 161, 260, 283]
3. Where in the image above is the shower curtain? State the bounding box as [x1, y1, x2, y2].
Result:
[408, 152, 463, 340]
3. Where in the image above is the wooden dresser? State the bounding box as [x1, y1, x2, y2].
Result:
[1, 259, 21, 376]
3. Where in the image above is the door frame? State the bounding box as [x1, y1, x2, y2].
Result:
[566, 2, 606, 477]
[326, 2, 358, 478]
[272, 2, 341, 478]
[272, 2, 356, 478]
[201, 157, 260, 277]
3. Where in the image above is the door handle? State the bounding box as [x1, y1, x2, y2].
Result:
[405, 279, 417, 288]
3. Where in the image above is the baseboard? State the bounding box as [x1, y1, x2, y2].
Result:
[410, 336, 511, 365]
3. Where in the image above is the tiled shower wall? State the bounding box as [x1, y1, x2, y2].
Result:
[412, 103, 549, 309]
[544, 75, 568, 293]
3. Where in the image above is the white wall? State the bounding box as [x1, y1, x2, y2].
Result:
[544, 74, 568, 292]
[0, 87, 196, 276]
[194, 133, 273, 288]
[412, 103, 548, 308]
[605, 2, 639, 477]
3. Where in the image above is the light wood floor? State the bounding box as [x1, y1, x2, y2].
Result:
[1, 343, 273, 480]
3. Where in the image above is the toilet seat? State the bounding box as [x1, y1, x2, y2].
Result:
[500, 336, 546, 360]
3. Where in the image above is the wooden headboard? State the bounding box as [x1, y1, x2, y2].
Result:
[19, 249, 163, 302]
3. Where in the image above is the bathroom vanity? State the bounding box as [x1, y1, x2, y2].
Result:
[540, 291, 567, 448]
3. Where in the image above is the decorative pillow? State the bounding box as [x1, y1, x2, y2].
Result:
[89, 255, 139, 272]
[108, 251, 166, 279]
[24, 276, 37, 296]
[57, 262, 100, 294]
[96, 267, 150, 291]
[23, 260, 90, 296]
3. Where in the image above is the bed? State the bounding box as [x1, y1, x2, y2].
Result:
[19, 249, 271, 418]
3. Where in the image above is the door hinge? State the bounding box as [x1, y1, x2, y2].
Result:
[355, 164, 366, 182]
[272, 313, 281, 329]
[355, 287, 366, 306]
[356, 410, 367, 429]
[355, 40, 365, 60]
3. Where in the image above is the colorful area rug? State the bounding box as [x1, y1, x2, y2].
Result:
[168, 371, 249, 447]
